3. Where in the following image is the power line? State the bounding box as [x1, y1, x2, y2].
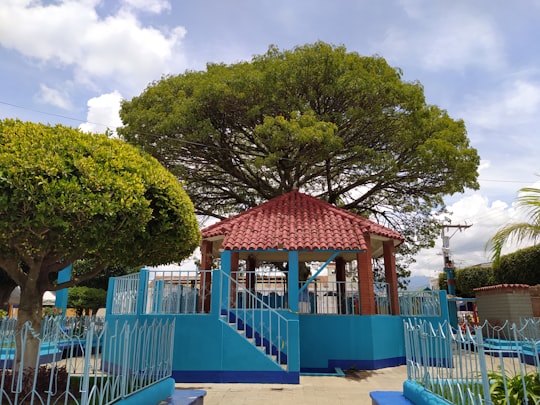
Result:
[0, 100, 110, 128]
[1, 99, 537, 187]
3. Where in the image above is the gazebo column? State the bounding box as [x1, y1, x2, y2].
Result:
[287, 251, 299, 313]
[246, 255, 256, 308]
[383, 240, 400, 315]
[335, 257, 347, 314]
[200, 240, 213, 313]
[358, 233, 376, 315]
[230, 252, 239, 308]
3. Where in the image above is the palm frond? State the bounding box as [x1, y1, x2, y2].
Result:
[487, 185, 540, 265]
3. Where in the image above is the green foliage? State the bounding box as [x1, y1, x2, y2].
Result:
[119, 41, 479, 280]
[438, 266, 495, 297]
[488, 186, 540, 265]
[493, 244, 540, 285]
[0, 309, 7, 319]
[68, 286, 107, 316]
[0, 118, 201, 363]
[454, 265, 495, 297]
[438, 272, 447, 291]
[42, 307, 63, 317]
[489, 370, 540, 405]
[72, 259, 138, 290]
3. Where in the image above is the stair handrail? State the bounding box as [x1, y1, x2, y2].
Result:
[218, 270, 290, 371]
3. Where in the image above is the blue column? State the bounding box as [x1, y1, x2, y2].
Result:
[444, 266, 456, 296]
[137, 268, 149, 315]
[218, 250, 232, 317]
[288, 251, 299, 313]
[55, 264, 72, 313]
[105, 277, 115, 316]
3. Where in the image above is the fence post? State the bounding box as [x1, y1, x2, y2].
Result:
[475, 325, 493, 405]
[106, 277, 115, 316]
[80, 321, 95, 405]
[137, 269, 149, 315]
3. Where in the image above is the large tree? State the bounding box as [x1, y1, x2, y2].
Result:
[0, 119, 201, 369]
[119, 42, 480, 275]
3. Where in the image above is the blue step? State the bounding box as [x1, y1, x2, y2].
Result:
[162, 389, 206, 405]
[370, 391, 412, 405]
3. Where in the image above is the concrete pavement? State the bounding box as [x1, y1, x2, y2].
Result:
[174, 365, 409, 405]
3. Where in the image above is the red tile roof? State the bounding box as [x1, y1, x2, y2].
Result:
[201, 190, 404, 252]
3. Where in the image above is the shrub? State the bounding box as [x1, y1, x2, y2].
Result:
[494, 244, 540, 285]
[489, 370, 540, 405]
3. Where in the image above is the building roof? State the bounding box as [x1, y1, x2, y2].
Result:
[201, 190, 403, 260]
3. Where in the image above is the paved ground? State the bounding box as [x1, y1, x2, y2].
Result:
[174, 365, 409, 405]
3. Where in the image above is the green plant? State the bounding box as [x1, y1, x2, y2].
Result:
[0, 309, 7, 319]
[489, 370, 540, 405]
[42, 307, 63, 317]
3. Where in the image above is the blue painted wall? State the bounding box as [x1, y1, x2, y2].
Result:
[105, 312, 299, 383]
[105, 271, 450, 383]
[299, 315, 406, 372]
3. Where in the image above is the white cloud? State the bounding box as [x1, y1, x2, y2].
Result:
[411, 180, 540, 277]
[463, 78, 540, 132]
[121, 0, 171, 14]
[37, 84, 72, 110]
[0, 0, 186, 95]
[79, 91, 123, 134]
[381, 1, 504, 72]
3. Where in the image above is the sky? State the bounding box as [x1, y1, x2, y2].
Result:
[1, 0, 539, 280]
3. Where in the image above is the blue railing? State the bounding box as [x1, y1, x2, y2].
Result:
[399, 289, 441, 317]
[110, 269, 213, 315]
[0, 316, 175, 405]
[217, 271, 291, 370]
[404, 318, 540, 405]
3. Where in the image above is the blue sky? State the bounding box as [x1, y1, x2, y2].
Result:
[1, 0, 539, 278]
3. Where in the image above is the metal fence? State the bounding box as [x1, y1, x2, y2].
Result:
[0, 315, 175, 405]
[110, 270, 213, 315]
[111, 269, 401, 316]
[399, 289, 441, 317]
[404, 318, 540, 405]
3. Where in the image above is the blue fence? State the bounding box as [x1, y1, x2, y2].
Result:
[0, 316, 175, 405]
[404, 318, 540, 405]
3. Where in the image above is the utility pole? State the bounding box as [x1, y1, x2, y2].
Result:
[441, 224, 472, 296]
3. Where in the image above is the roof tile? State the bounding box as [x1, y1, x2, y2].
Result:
[201, 190, 404, 251]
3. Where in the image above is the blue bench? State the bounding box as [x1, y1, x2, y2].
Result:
[370, 391, 413, 405]
[161, 389, 206, 405]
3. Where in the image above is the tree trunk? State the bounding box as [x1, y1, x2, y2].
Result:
[15, 284, 43, 371]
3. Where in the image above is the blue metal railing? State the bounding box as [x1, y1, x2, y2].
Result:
[110, 273, 140, 315]
[218, 271, 290, 370]
[404, 318, 540, 405]
[0, 316, 175, 405]
[399, 289, 441, 317]
[110, 270, 213, 315]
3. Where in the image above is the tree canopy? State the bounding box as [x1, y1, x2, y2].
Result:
[0, 118, 200, 368]
[119, 41, 480, 270]
[68, 286, 107, 316]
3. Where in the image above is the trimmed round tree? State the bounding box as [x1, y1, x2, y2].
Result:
[0, 118, 201, 369]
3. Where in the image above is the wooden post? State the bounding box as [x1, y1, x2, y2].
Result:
[358, 233, 375, 315]
[383, 240, 400, 315]
[200, 240, 213, 313]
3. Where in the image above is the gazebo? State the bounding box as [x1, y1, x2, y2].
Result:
[200, 189, 404, 316]
[105, 189, 450, 383]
